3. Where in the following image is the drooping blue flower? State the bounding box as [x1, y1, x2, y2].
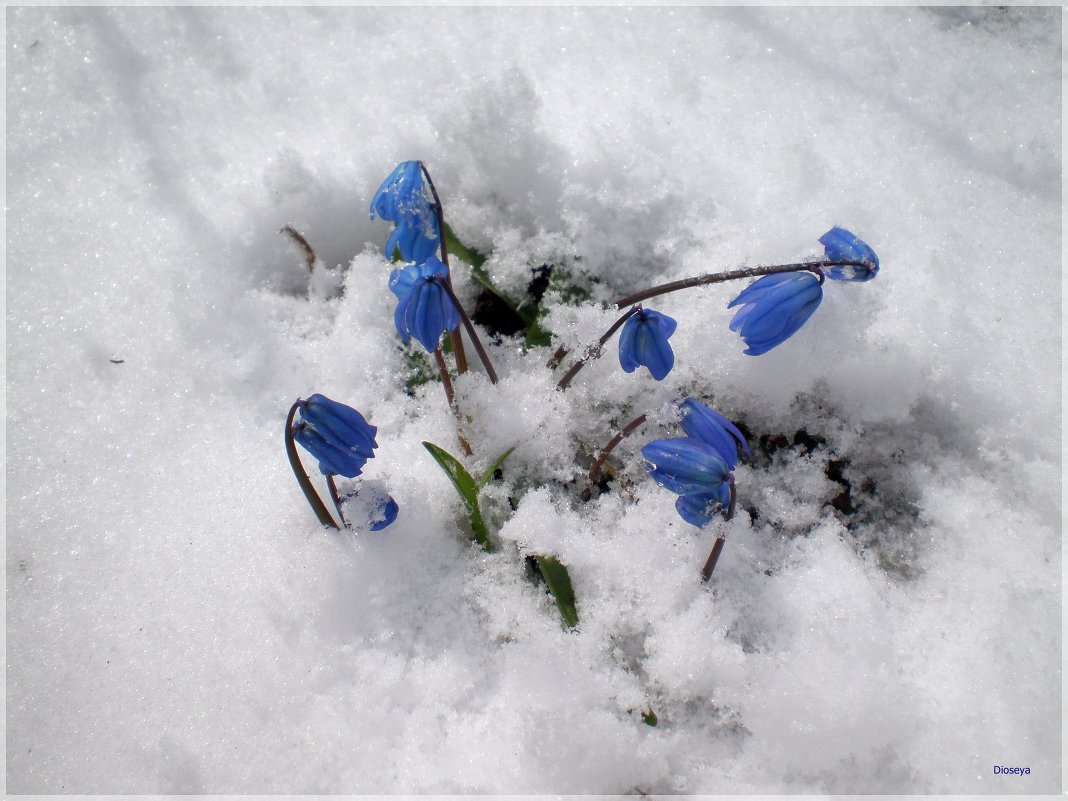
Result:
[678, 398, 750, 471]
[641, 437, 730, 498]
[819, 226, 879, 282]
[369, 160, 440, 264]
[390, 256, 461, 353]
[618, 308, 678, 380]
[293, 393, 379, 478]
[727, 271, 823, 356]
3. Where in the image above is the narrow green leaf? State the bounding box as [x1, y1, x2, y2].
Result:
[423, 441, 494, 551]
[477, 445, 516, 490]
[534, 554, 579, 629]
[641, 709, 658, 727]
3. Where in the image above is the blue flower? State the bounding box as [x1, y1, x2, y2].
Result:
[293, 393, 379, 478]
[678, 398, 750, 471]
[727, 271, 823, 356]
[641, 437, 730, 500]
[369, 160, 440, 264]
[370, 493, 400, 531]
[618, 308, 678, 380]
[819, 226, 879, 282]
[390, 256, 461, 353]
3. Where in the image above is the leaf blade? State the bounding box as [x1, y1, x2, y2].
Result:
[423, 441, 493, 551]
[477, 445, 517, 490]
[534, 554, 579, 629]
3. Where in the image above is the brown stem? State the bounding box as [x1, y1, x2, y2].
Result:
[614, 260, 867, 308]
[284, 401, 340, 529]
[434, 346, 473, 456]
[556, 305, 641, 390]
[437, 279, 499, 384]
[701, 482, 736, 583]
[419, 161, 470, 375]
[326, 474, 350, 528]
[546, 343, 571, 370]
[280, 225, 317, 272]
[588, 413, 648, 484]
[700, 537, 726, 583]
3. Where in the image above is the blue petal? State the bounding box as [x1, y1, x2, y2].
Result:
[301, 394, 378, 458]
[389, 265, 420, 300]
[369, 161, 411, 221]
[819, 226, 879, 281]
[633, 321, 675, 380]
[293, 423, 368, 478]
[674, 491, 725, 528]
[618, 314, 641, 373]
[736, 276, 821, 342]
[368, 493, 399, 531]
[727, 272, 799, 310]
[678, 399, 750, 468]
[741, 289, 823, 356]
[641, 437, 729, 496]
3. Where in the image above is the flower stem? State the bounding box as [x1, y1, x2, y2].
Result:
[419, 161, 469, 376]
[614, 260, 861, 309]
[437, 278, 500, 384]
[434, 346, 473, 456]
[700, 537, 726, 583]
[556, 305, 641, 390]
[588, 413, 648, 484]
[326, 474, 350, 528]
[700, 480, 736, 583]
[284, 401, 340, 529]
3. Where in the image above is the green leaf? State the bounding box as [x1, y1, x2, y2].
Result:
[477, 445, 516, 490]
[641, 709, 658, 727]
[443, 222, 535, 327]
[533, 554, 579, 629]
[423, 441, 494, 551]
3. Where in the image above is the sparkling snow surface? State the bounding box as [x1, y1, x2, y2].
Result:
[7, 6, 1062, 795]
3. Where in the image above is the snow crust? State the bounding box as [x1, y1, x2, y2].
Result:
[6, 6, 1061, 795]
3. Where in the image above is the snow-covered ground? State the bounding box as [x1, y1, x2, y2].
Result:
[6, 6, 1062, 795]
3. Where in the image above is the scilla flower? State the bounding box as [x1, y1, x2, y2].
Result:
[678, 398, 750, 471]
[641, 437, 731, 506]
[819, 226, 879, 282]
[389, 256, 461, 353]
[618, 307, 678, 380]
[293, 393, 379, 477]
[727, 271, 823, 356]
[369, 160, 440, 264]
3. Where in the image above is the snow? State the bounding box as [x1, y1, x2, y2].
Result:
[6, 5, 1062, 796]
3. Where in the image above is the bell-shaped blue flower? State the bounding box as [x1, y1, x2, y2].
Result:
[618, 308, 677, 380]
[370, 493, 400, 531]
[369, 160, 440, 263]
[293, 393, 379, 478]
[727, 271, 823, 356]
[819, 226, 879, 282]
[641, 437, 730, 497]
[390, 256, 461, 353]
[675, 489, 731, 528]
[678, 399, 750, 471]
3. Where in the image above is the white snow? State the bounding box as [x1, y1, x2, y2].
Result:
[6, 5, 1062, 796]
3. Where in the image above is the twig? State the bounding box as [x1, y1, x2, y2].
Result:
[280, 225, 317, 272]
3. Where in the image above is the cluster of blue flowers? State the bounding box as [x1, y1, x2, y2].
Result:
[287, 160, 881, 579]
[371, 161, 459, 354]
[291, 393, 398, 531]
[641, 399, 750, 527]
[618, 226, 880, 372]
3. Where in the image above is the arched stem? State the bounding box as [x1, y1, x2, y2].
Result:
[588, 413, 648, 484]
[284, 401, 340, 529]
[700, 480, 736, 582]
[556, 305, 641, 390]
[614, 260, 860, 308]
[326, 474, 349, 529]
